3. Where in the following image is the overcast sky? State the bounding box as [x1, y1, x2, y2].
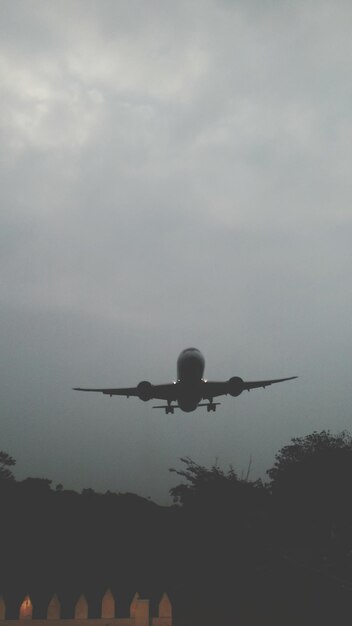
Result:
[1, 0, 351, 503]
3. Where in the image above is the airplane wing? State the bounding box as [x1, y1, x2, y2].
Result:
[242, 376, 298, 390]
[73, 386, 140, 397]
[202, 376, 297, 399]
[73, 383, 178, 401]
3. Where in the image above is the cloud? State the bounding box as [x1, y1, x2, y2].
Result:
[1, 0, 352, 501]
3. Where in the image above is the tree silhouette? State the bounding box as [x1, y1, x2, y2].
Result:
[169, 457, 270, 570]
[0, 440, 351, 624]
[0, 450, 16, 481]
[169, 456, 240, 507]
[267, 430, 352, 577]
[267, 430, 352, 506]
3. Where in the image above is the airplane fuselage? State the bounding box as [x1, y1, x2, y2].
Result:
[176, 347, 205, 412]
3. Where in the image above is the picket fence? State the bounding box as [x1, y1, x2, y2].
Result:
[0, 590, 172, 626]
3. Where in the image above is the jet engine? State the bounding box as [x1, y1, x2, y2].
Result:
[228, 376, 244, 397]
[137, 380, 153, 401]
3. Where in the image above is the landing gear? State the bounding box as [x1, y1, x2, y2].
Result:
[207, 401, 217, 412]
[165, 400, 175, 415]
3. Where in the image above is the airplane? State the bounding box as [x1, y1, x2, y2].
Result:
[73, 347, 297, 414]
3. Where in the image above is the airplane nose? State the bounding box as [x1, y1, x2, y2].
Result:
[182, 356, 202, 376]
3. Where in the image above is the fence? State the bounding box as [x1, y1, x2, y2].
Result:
[0, 591, 172, 626]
